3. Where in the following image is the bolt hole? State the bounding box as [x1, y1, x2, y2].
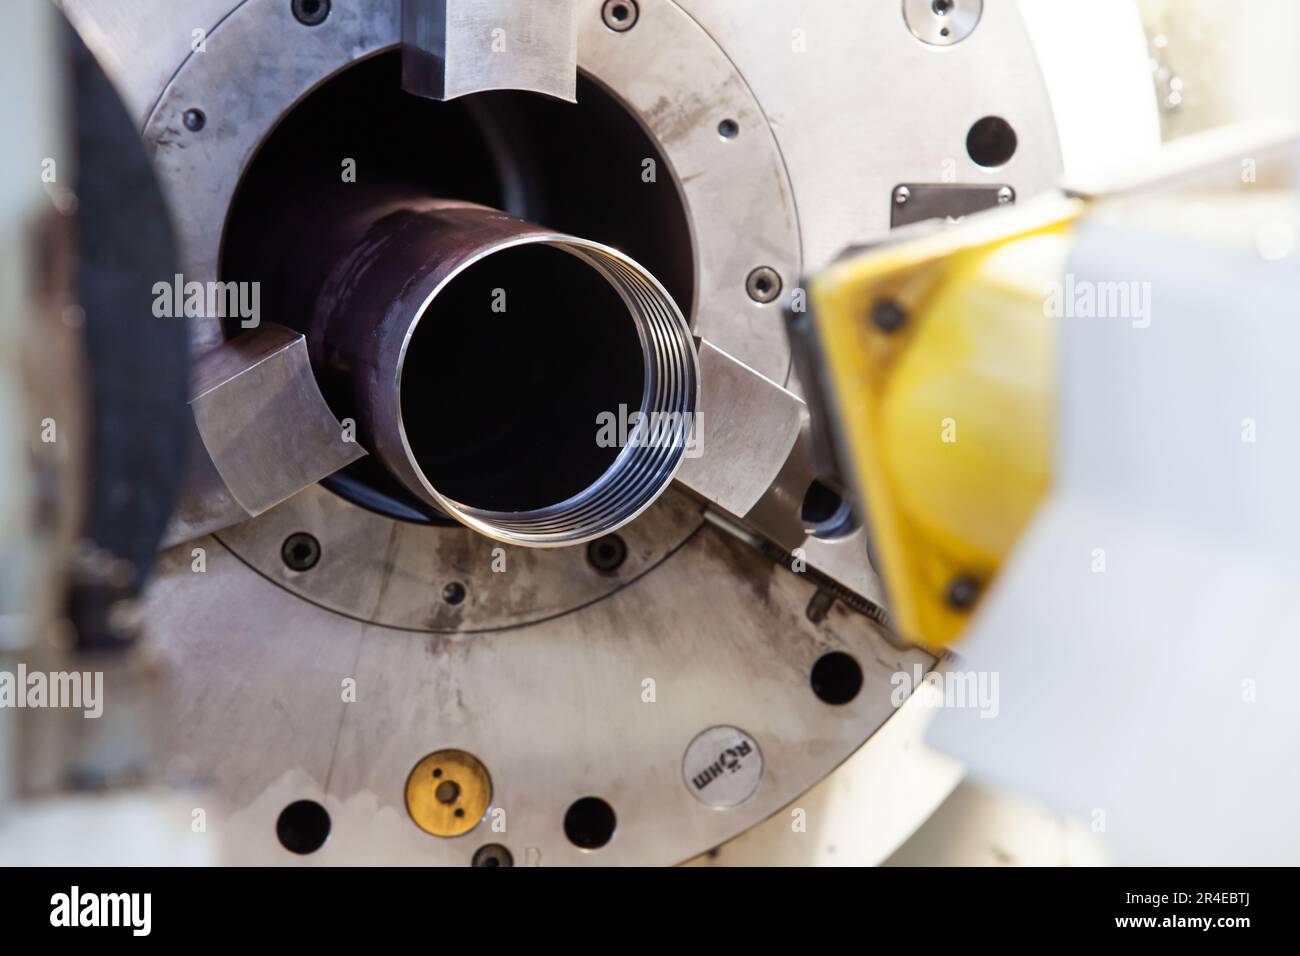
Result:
[564, 796, 617, 850]
[966, 115, 1018, 168]
[281, 532, 321, 571]
[182, 108, 205, 132]
[601, 0, 639, 31]
[443, 581, 466, 605]
[810, 651, 863, 705]
[472, 843, 514, 867]
[940, 27, 951, 37]
[746, 266, 782, 304]
[586, 534, 628, 573]
[433, 768, 443, 778]
[932, 0, 955, 15]
[717, 118, 739, 140]
[276, 799, 330, 854]
[454, 808, 465, 818]
[291, 0, 330, 26]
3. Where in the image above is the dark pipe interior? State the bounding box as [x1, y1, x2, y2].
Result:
[403, 244, 645, 512]
[221, 52, 693, 522]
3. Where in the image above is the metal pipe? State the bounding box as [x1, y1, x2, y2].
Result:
[307, 199, 698, 547]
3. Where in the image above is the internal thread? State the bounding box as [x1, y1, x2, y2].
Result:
[412, 240, 697, 546]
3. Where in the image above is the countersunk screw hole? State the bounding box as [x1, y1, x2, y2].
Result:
[587, 534, 628, 573]
[292, 0, 330, 26]
[182, 108, 205, 132]
[281, 532, 321, 571]
[472, 843, 514, 867]
[717, 118, 739, 140]
[746, 266, 782, 304]
[602, 0, 638, 32]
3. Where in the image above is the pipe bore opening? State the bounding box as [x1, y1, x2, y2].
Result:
[401, 243, 646, 512]
[395, 230, 697, 546]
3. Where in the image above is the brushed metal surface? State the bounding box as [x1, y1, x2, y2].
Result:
[187, 323, 365, 521]
[148, 522, 932, 865]
[216, 485, 704, 632]
[65, 0, 1073, 863]
[673, 0, 1064, 272]
[400, 0, 579, 102]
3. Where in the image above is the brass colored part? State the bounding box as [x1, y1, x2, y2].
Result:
[406, 749, 493, 837]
